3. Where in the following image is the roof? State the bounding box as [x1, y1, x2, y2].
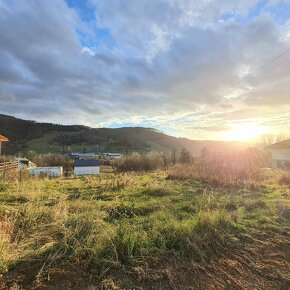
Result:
[74, 159, 100, 167]
[0, 134, 9, 142]
[14, 158, 30, 162]
[267, 139, 290, 149]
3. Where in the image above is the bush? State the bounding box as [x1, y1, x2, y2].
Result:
[114, 152, 164, 172]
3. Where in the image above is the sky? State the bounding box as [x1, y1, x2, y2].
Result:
[0, 0, 290, 141]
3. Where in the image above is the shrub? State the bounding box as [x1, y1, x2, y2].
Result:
[114, 152, 164, 172]
[168, 148, 268, 188]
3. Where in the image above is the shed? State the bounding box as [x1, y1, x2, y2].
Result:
[74, 159, 100, 176]
[0, 134, 9, 155]
[267, 139, 290, 169]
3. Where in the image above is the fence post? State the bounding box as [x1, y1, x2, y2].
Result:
[3, 164, 6, 182]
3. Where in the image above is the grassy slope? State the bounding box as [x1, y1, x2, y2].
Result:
[26, 132, 101, 154]
[1, 171, 290, 289]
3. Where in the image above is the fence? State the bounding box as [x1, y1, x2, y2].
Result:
[0, 161, 19, 183]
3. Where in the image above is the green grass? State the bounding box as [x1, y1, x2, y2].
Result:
[0, 170, 289, 286]
[26, 131, 104, 154]
[26, 132, 61, 153]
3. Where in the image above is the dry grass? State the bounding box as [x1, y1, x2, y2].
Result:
[168, 148, 268, 188]
[1, 167, 290, 289]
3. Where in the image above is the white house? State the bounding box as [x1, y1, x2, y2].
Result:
[28, 166, 63, 177]
[267, 139, 290, 169]
[74, 159, 100, 176]
[14, 158, 37, 170]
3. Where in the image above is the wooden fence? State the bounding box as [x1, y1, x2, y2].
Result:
[0, 161, 19, 183]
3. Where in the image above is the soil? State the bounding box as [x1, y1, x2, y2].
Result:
[1, 228, 290, 290]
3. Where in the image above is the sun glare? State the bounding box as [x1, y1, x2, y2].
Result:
[223, 123, 265, 141]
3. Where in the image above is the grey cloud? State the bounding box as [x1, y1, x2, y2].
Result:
[0, 0, 289, 132]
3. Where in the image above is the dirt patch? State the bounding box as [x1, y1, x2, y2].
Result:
[1, 230, 290, 290]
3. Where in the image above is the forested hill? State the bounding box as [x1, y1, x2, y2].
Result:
[0, 114, 249, 155]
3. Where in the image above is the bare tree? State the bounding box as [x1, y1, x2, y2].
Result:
[261, 133, 289, 146]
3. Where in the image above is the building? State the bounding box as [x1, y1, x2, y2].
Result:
[14, 157, 62, 177]
[74, 159, 100, 176]
[28, 166, 63, 177]
[267, 139, 290, 169]
[0, 134, 9, 155]
[70, 152, 121, 160]
[13, 158, 37, 170]
[70, 152, 99, 160]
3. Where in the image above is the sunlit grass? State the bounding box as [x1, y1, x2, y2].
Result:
[0, 169, 289, 287]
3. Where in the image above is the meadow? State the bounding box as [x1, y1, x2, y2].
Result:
[1, 163, 290, 289]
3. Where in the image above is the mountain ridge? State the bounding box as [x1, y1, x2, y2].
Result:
[0, 114, 249, 155]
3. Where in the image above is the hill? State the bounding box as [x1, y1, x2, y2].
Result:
[0, 114, 249, 155]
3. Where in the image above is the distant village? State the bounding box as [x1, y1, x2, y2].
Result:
[0, 133, 122, 178]
[1, 132, 290, 180]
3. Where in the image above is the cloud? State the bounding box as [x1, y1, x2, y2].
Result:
[0, 0, 289, 139]
[188, 126, 231, 132]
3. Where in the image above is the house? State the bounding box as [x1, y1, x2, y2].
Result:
[14, 158, 62, 177]
[70, 152, 122, 160]
[28, 166, 63, 177]
[267, 139, 290, 169]
[0, 134, 9, 155]
[13, 158, 37, 170]
[74, 159, 100, 176]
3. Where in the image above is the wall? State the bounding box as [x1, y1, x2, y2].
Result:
[74, 166, 100, 176]
[270, 148, 290, 161]
[28, 166, 63, 177]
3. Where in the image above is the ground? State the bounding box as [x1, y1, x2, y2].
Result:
[0, 171, 290, 289]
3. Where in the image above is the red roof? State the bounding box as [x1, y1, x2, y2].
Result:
[0, 135, 9, 142]
[267, 139, 290, 149]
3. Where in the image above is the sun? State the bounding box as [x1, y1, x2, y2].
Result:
[223, 123, 265, 141]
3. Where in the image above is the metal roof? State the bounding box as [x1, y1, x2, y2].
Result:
[74, 159, 100, 167]
[0, 134, 9, 142]
[267, 139, 290, 149]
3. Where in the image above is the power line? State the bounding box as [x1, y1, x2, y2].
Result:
[221, 47, 290, 99]
[255, 48, 290, 71]
[265, 69, 290, 84]
[249, 57, 290, 81]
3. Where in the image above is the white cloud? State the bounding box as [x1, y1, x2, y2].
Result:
[0, 0, 290, 139]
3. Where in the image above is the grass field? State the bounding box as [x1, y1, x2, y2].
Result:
[26, 132, 101, 154]
[1, 170, 290, 289]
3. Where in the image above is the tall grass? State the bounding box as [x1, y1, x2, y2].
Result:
[1, 167, 288, 290]
[168, 148, 268, 187]
[0, 172, 244, 276]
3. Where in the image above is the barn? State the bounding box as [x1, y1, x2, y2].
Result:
[74, 160, 100, 176]
[267, 139, 290, 169]
[0, 134, 9, 155]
